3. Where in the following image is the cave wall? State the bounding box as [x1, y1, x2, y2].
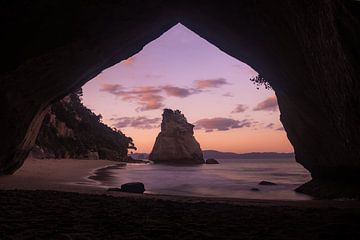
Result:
[1, 0, 360, 183]
[177, 0, 360, 180]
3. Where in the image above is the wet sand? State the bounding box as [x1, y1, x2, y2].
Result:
[1, 158, 360, 239]
[0, 158, 123, 193]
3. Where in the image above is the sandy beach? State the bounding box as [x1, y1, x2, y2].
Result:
[1, 158, 360, 239]
[0, 157, 120, 193]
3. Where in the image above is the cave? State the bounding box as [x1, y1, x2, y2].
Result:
[1, 0, 360, 197]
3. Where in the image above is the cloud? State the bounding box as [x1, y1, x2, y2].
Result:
[249, 122, 283, 131]
[100, 79, 229, 111]
[253, 96, 278, 111]
[223, 92, 233, 97]
[100, 84, 124, 95]
[231, 104, 248, 113]
[195, 78, 229, 89]
[121, 86, 164, 111]
[122, 56, 135, 66]
[162, 85, 200, 98]
[195, 117, 252, 132]
[100, 84, 164, 111]
[112, 116, 161, 129]
[135, 91, 164, 111]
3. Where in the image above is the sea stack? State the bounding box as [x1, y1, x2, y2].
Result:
[149, 109, 204, 164]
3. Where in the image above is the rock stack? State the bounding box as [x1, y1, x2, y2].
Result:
[149, 109, 204, 164]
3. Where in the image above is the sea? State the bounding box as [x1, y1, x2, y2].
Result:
[89, 158, 312, 200]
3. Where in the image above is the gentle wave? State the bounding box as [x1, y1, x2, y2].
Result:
[91, 158, 312, 200]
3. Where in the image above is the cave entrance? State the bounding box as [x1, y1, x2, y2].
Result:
[49, 23, 309, 200]
[82, 23, 292, 155]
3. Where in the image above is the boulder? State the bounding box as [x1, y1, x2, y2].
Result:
[205, 158, 219, 164]
[149, 109, 204, 164]
[107, 187, 122, 192]
[120, 182, 145, 194]
[121, 156, 150, 164]
[259, 181, 277, 186]
[108, 182, 145, 193]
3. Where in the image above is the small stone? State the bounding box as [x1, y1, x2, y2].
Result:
[251, 188, 260, 191]
[258, 181, 277, 186]
[107, 187, 122, 192]
[205, 158, 219, 164]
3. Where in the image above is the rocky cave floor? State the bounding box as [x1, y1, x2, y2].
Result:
[1, 190, 360, 239]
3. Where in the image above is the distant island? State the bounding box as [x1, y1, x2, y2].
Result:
[131, 150, 294, 160]
[202, 150, 294, 159]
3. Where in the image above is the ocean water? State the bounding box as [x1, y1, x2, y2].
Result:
[90, 158, 312, 200]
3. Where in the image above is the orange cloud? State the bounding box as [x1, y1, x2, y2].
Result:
[122, 56, 135, 66]
[195, 78, 228, 89]
[136, 90, 164, 111]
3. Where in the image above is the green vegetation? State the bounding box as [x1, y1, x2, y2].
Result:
[36, 89, 136, 160]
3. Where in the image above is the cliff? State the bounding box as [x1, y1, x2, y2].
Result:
[33, 90, 136, 160]
[149, 109, 204, 164]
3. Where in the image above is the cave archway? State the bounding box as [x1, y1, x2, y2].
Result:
[1, 1, 360, 196]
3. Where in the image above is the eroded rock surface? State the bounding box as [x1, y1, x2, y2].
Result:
[149, 109, 204, 164]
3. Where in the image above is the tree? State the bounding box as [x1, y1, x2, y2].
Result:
[96, 114, 103, 123]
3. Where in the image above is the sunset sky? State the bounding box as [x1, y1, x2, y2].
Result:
[82, 23, 293, 153]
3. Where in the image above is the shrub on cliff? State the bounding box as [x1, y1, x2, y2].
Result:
[35, 89, 136, 160]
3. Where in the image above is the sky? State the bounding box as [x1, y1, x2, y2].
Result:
[82, 23, 293, 154]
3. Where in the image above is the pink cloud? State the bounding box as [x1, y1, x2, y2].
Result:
[100, 84, 163, 111]
[100, 84, 124, 95]
[162, 85, 200, 98]
[231, 104, 248, 113]
[100, 80, 230, 111]
[253, 96, 278, 111]
[195, 78, 229, 89]
[136, 92, 164, 111]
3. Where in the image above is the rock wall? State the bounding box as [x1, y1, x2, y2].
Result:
[1, 0, 360, 197]
[149, 109, 204, 164]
